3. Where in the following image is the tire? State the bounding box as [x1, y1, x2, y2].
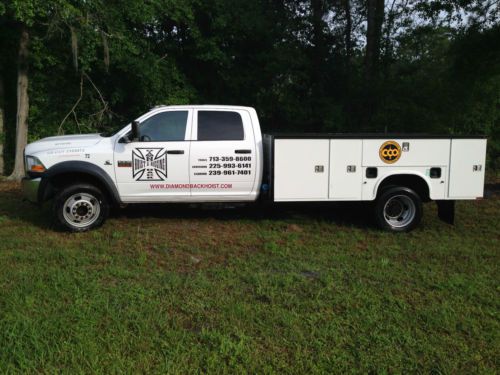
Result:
[374, 187, 422, 232]
[53, 183, 109, 232]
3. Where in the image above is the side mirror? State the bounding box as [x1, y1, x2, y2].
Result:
[131, 120, 140, 141]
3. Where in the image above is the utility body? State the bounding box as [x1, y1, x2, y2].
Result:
[21, 105, 487, 232]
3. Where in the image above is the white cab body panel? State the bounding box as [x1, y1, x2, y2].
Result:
[114, 108, 193, 202]
[114, 141, 192, 201]
[189, 108, 259, 201]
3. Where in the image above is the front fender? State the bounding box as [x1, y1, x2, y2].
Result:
[38, 161, 121, 205]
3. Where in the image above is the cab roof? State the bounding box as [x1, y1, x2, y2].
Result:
[150, 104, 255, 111]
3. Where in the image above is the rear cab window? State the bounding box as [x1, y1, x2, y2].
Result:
[197, 111, 244, 141]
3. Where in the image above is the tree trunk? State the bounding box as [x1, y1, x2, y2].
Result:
[365, 0, 385, 81]
[310, 0, 327, 131]
[382, 0, 397, 70]
[8, 25, 29, 181]
[344, 0, 352, 63]
[343, 0, 353, 126]
[311, 0, 327, 80]
[0, 74, 5, 175]
[363, 0, 385, 129]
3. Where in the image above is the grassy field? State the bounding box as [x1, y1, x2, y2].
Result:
[0, 180, 498, 374]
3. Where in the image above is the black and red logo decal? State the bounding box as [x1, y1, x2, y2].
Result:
[132, 148, 167, 181]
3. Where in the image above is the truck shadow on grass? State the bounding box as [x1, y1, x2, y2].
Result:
[116, 201, 375, 229]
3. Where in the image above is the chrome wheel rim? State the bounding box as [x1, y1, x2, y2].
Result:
[62, 193, 101, 228]
[383, 195, 416, 228]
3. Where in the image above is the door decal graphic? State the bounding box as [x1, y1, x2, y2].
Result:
[132, 148, 167, 181]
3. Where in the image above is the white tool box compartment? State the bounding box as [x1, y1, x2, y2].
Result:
[329, 140, 362, 200]
[448, 139, 487, 199]
[274, 139, 329, 201]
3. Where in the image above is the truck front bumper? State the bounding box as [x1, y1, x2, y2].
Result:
[21, 177, 41, 203]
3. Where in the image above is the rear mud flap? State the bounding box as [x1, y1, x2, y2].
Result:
[436, 200, 455, 225]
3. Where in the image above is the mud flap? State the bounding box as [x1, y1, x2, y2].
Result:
[436, 200, 455, 225]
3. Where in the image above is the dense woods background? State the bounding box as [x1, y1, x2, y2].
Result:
[0, 0, 499, 178]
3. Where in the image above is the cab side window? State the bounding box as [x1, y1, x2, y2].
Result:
[197, 111, 244, 141]
[140, 111, 188, 141]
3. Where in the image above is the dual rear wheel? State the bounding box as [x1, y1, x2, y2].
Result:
[374, 187, 423, 232]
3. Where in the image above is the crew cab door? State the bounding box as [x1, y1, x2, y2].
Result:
[189, 109, 257, 199]
[114, 109, 192, 202]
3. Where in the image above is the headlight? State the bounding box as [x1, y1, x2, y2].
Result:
[25, 155, 46, 173]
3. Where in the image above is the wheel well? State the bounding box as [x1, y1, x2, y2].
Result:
[43, 172, 116, 205]
[377, 174, 430, 202]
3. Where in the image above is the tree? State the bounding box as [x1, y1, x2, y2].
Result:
[8, 25, 29, 180]
[0, 73, 4, 175]
[2, 0, 49, 180]
[365, 0, 384, 81]
[361, 0, 384, 129]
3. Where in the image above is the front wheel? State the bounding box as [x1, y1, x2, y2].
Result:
[374, 187, 422, 232]
[53, 184, 109, 232]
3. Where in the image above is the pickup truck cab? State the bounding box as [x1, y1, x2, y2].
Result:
[22, 105, 487, 232]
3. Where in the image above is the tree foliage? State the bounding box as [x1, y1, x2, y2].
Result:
[0, 0, 498, 171]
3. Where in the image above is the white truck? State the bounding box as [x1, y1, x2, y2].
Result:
[21, 105, 487, 232]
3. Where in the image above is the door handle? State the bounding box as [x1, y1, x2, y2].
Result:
[235, 149, 251, 154]
[167, 150, 184, 155]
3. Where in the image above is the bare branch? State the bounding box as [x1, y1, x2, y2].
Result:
[58, 74, 84, 135]
[83, 72, 107, 109]
[156, 53, 168, 62]
[72, 110, 81, 133]
[83, 72, 121, 125]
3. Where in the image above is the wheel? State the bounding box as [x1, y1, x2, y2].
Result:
[53, 183, 109, 232]
[374, 187, 422, 232]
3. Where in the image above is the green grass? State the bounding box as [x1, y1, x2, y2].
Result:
[0, 181, 498, 373]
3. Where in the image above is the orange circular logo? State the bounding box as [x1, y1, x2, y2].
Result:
[379, 141, 401, 164]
